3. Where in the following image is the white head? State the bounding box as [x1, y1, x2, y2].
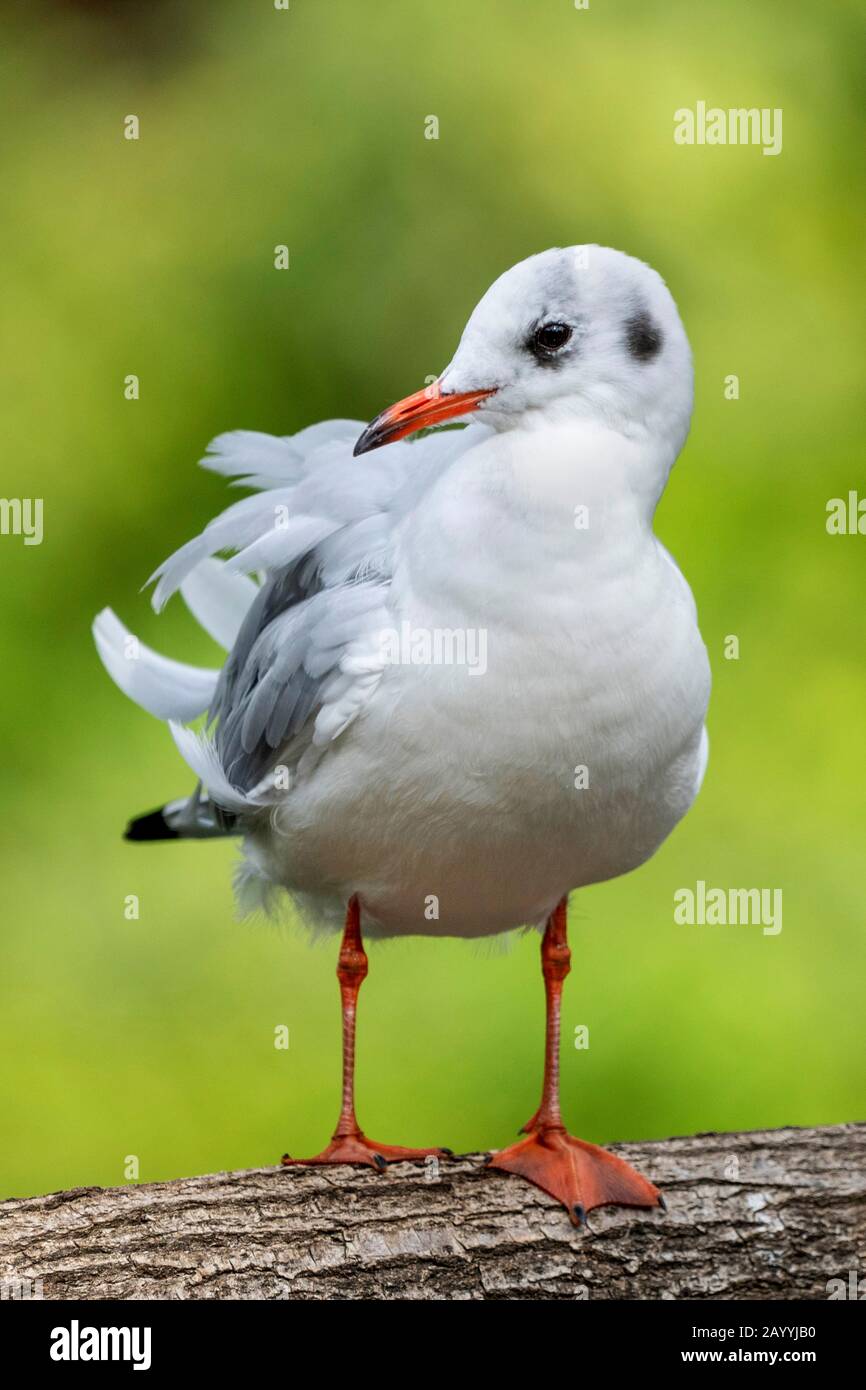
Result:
[354, 245, 693, 467]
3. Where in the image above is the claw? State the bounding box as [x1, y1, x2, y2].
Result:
[572, 1203, 587, 1227]
[373, 1153, 387, 1171]
[657, 1192, 667, 1211]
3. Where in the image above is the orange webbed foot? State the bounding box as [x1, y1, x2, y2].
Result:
[486, 1125, 663, 1225]
[281, 1133, 451, 1171]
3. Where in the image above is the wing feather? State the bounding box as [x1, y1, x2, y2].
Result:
[96, 416, 494, 812]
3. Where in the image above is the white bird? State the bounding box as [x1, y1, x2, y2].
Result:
[93, 245, 711, 1222]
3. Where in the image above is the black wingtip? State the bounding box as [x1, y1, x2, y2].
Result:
[124, 808, 180, 842]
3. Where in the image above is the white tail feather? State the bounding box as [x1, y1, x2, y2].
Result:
[179, 558, 259, 650]
[93, 609, 218, 722]
[168, 722, 265, 813]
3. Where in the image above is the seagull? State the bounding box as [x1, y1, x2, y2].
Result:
[93, 245, 711, 1224]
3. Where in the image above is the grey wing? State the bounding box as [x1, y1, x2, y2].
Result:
[94, 416, 494, 816]
[209, 569, 392, 795]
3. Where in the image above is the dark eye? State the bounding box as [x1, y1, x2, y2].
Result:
[530, 321, 573, 357]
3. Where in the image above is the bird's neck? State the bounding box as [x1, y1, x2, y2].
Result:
[499, 417, 675, 531]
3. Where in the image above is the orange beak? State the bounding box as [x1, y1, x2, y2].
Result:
[353, 381, 495, 457]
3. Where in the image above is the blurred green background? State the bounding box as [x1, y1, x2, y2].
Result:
[1, 0, 863, 1199]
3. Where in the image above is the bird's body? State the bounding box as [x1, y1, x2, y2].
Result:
[245, 418, 709, 939]
[94, 245, 711, 1216]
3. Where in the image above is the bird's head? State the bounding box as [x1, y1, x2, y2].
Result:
[353, 246, 693, 463]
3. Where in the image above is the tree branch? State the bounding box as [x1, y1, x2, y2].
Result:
[1, 1124, 862, 1300]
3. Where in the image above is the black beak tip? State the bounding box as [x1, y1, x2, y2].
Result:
[353, 424, 385, 457]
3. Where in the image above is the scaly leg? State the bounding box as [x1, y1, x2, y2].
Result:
[281, 896, 450, 1170]
[487, 898, 663, 1224]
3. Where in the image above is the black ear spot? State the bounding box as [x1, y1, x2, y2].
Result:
[625, 310, 663, 362]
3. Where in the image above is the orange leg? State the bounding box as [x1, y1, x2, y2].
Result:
[487, 898, 663, 1224]
[281, 896, 450, 1170]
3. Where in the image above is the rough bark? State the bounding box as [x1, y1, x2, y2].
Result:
[1, 1124, 862, 1300]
